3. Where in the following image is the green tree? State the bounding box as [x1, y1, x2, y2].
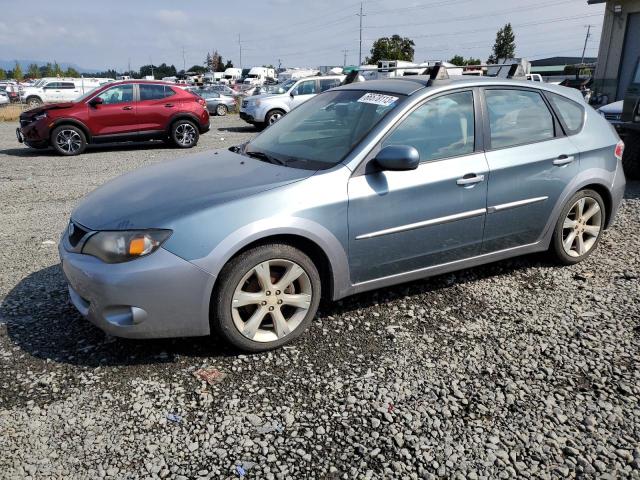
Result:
[449, 55, 465, 66]
[365, 34, 415, 64]
[40, 63, 54, 77]
[12, 61, 23, 81]
[488, 23, 516, 64]
[205, 52, 213, 71]
[27, 63, 40, 79]
[65, 67, 80, 77]
[187, 65, 207, 74]
[52, 61, 63, 77]
[0, 69, 6, 80]
[224, 60, 234, 69]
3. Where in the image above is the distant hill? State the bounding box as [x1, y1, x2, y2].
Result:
[0, 59, 102, 74]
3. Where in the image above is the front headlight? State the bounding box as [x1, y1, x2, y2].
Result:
[82, 229, 172, 263]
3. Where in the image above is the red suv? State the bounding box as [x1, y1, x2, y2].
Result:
[16, 80, 210, 155]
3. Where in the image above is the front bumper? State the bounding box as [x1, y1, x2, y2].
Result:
[17, 118, 50, 146]
[59, 242, 215, 339]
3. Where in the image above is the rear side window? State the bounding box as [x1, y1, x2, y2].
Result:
[546, 92, 584, 135]
[383, 91, 475, 162]
[320, 78, 341, 92]
[485, 89, 555, 149]
[140, 84, 173, 101]
[60, 82, 75, 89]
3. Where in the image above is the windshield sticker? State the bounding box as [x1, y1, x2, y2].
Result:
[357, 93, 398, 106]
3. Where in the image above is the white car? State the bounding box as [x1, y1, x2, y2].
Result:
[21, 78, 112, 107]
[239, 75, 344, 127]
[0, 91, 9, 106]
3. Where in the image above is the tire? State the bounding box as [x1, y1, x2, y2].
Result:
[212, 244, 321, 352]
[215, 104, 228, 116]
[550, 189, 606, 265]
[265, 109, 285, 126]
[170, 119, 199, 148]
[26, 96, 43, 108]
[622, 134, 640, 180]
[51, 125, 87, 156]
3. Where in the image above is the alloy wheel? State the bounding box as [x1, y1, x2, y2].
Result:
[216, 104, 227, 116]
[561, 196, 602, 258]
[55, 129, 83, 154]
[175, 123, 196, 146]
[268, 112, 283, 125]
[231, 259, 312, 343]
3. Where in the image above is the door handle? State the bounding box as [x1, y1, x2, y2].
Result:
[457, 174, 485, 186]
[553, 155, 575, 166]
[122, 106, 133, 110]
[164, 103, 174, 108]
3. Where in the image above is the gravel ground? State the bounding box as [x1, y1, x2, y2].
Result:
[0, 117, 639, 480]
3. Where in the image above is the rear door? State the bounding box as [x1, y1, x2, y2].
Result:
[87, 84, 137, 136]
[136, 84, 177, 132]
[481, 87, 579, 252]
[42, 82, 61, 102]
[59, 82, 81, 101]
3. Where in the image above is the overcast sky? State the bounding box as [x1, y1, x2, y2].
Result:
[0, 0, 605, 71]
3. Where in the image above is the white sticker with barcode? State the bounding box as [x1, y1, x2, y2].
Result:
[357, 93, 398, 106]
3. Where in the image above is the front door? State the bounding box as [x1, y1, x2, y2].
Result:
[289, 79, 318, 110]
[481, 88, 579, 252]
[348, 90, 488, 284]
[88, 84, 136, 136]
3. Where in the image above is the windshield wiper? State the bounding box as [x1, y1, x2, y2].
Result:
[244, 150, 287, 166]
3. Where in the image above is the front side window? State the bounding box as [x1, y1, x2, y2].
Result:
[246, 90, 403, 170]
[547, 92, 584, 135]
[140, 84, 169, 101]
[382, 91, 475, 162]
[44, 82, 59, 89]
[292, 80, 317, 96]
[485, 89, 555, 149]
[96, 84, 133, 105]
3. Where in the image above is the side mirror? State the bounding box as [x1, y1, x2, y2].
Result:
[89, 97, 103, 107]
[374, 145, 420, 171]
[289, 90, 296, 97]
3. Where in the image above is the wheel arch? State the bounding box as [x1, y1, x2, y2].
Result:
[166, 113, 201, 134]
[50, 119, 92, 143]
[581, 183, 613, 229]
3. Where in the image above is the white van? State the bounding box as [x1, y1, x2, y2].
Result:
[21, 77, 112, 107]
[243, 67, 276, 86]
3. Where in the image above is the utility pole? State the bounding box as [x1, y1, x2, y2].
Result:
[580, 25, 593, 66]
[277, 59, 282, 70]
[182, 46, 186, 73]
[356, 3, 366, 66]
[238, 34, 243, 69]
[342, 49, 349, 67]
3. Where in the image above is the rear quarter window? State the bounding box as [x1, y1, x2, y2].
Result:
[546, 92, 585, 135]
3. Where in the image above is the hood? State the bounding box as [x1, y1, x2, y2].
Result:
[21, 102, 75, 117]
[72, 149, 315, 231]
[597, 100, 623, 114]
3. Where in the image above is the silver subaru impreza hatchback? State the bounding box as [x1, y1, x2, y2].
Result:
[59, 73, 626, 351]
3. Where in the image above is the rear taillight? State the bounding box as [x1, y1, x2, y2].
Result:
[614, 140, 624, 161]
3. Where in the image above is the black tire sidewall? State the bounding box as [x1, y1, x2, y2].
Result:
[266, 110, 284, 126]
[170, 120, 199, 148]
[212, 244, 321, 352]
[551, 189, 605, 265]
[51, 125, 87, 156]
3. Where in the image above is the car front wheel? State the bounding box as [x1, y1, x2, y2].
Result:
[212, 244, 321, 352]
[551, 189, 605, 265]
[51, 125, 87, 156]
[170, 120, 199, 148]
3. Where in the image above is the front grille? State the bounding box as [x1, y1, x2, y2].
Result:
[68, 221, 89, 248]
[604, 113, 621, 121]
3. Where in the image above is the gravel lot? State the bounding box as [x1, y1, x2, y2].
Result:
[0, 116, 639, 480]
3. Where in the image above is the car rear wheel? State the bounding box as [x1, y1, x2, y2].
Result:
[212, 244, 321, 352]
[51, 125, 87, 156]
[170, 120, 199, 148]
[215, 104, 228, 116]
[266, 109, 285, 126]
[550, 189, 605, 265]
[622, 134, 640, 180]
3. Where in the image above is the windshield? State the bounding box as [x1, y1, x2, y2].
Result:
[245, 89, 403, 170]
[75, 85, 102, 102]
